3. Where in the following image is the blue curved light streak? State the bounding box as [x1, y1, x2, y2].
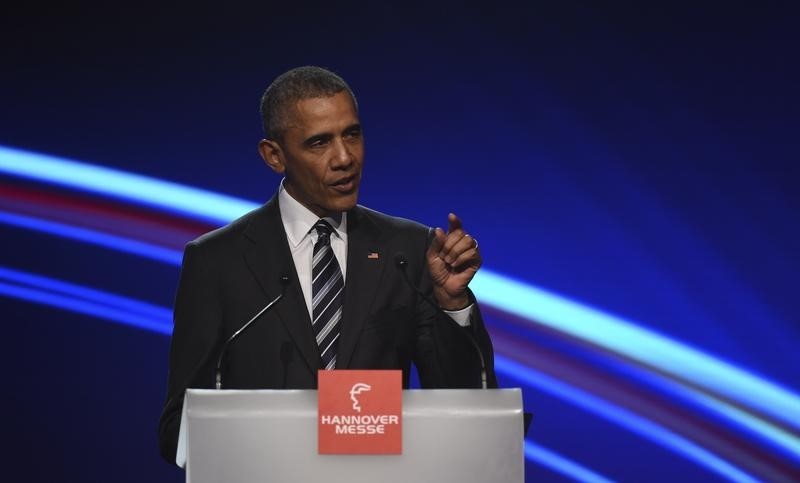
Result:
[0, 211, 182, 265]
[2, 144, 799, 478]
[497, 356, 759, 483]
[0, 266, 172, 321]
[2, 145, 799, 433]
[0, 145, 257, 224]
[4, 201, 798, 465]
[587, 337, 800, 464]
[605, 350, 800, 464]
[525, 441, 616, 483]
[0, 281, 171, 335]
[0, 267, 612, 483]
[0, 262, 766, 482]
[472, 270, 800, 433]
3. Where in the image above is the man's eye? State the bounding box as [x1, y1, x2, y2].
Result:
[344, 129, 362, 139]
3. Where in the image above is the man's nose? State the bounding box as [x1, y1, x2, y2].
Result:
[330, 138, 354, 169]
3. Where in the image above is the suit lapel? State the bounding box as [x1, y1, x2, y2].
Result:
[337, 206, 387, 369]
[242, 196, 320, 373]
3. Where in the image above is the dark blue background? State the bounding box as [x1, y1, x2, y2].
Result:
[2, 2, 798, 482]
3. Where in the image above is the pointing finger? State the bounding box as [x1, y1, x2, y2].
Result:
[447, 213, 463, 234]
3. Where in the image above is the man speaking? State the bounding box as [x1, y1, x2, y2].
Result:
[158, 66, 497, 464]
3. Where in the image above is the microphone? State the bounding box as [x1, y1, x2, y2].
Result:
[394, 253, 488, 389]
[215, 275, 291, 389]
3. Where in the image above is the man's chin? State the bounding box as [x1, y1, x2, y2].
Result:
[337, 195, 359, 213]
[323, 192, 359, 214]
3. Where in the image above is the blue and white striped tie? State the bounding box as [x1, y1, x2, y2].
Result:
[311, 220, 344, 370]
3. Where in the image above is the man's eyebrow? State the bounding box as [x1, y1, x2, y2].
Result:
[344, 123, 362, 133]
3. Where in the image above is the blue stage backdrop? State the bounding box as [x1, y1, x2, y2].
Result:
[1, 3, 798, 482]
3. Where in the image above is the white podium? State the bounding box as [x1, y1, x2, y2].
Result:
[182, 388, 524, 483]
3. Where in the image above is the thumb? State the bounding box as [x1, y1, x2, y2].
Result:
[426, 227, 446, 261]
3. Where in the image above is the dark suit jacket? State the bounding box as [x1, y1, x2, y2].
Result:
[157, 195, 497, 463]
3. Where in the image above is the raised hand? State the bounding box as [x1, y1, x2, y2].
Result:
[426, 213, 482, 310]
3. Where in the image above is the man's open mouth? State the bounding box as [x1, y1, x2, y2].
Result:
[330, 175, 358, 193]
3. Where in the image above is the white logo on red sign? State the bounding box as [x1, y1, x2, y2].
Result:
[318, 370, 402, 454]
[349, 382, 371, 412]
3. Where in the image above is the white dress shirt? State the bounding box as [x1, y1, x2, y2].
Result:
[277, 182, 472, 326]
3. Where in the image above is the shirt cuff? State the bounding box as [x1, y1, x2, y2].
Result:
[442, 304, 473, 327]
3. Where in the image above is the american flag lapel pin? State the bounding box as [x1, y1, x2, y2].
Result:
[367, 251, 379, 260]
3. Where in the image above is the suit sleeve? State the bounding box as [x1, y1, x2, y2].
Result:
[157, 242, 224, 464]
[412, 229, 498, 389]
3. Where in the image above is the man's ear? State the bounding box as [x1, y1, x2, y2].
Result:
[258, 139, 285, 174]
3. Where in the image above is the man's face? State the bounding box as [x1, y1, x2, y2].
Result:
[260, 91, 364, 217]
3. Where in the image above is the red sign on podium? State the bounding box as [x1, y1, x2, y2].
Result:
[318, 370, 402, 454]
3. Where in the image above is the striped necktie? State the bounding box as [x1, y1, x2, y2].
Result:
[311, 219, 344, 370]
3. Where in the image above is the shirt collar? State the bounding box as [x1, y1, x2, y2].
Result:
[278, 179, 347, 248]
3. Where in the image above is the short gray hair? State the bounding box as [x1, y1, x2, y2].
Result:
[259, 66, 358, 141]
